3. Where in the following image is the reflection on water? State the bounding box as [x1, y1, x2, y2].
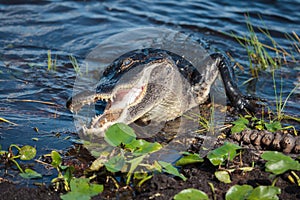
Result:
[0, 0, 299, 185]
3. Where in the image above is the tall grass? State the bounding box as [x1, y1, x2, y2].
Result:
[69, 54, 82, 76]
[47, 50, 57, 71]
[229, 15, 300, 121]
[230, 15, 298, 77]
[46, 50, 85, 76]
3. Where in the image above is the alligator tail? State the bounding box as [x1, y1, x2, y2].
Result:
[231, 129, 300, 154]
[211, 53, 257, 112]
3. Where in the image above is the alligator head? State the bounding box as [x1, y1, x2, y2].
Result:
[67, 49, 200, 136]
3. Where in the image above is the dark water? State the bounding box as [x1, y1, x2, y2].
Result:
[0, 0, 299, 185]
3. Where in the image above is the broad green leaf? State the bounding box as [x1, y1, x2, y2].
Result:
[175, 153, 204, 166]
[174, 188, 209, 200]
[225, 185, 253, 200]
[61, 192, 91, 200]
[232, 117, 249, 125]
[51, 150, 62, 168]
[261, 151, 300, 175]
[60, 178, 103, 200]
[248, 186, 281, 200]
[104, 123, 136, 146]
[231, 117, 249, 134]
[265, 121, 282, 132]
[207, 142, 241, 166]
[215, 170, 231, 183]
[125, 139, 162, 155]
[231, 124, 248, 134]
[158, 161, 187, 181]
[19, 145, 36, 160]
[20, 168, 42, 179]
[104, 155, 126, 173]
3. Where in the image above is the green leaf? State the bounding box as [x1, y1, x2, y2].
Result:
[104, 123, 136, 146]
[60, 178, 103, 200]
[126, 155, 146, 185]
[89, 157, 106, 171]
[127, 155, 146, 175]
[174, 188, 209, 200]
[63, 165, 75, 184]
[215, 170, 231, 183]
[175, 153, 204, 166]
[248, 186, 281, 200]
[136, 174, 153, 187]
[231, 117, 249, 134]
[20, 168, 42, 179]
[265, 121, 282, 132]
[19, 145, 36, 160]
[261, 151, 300, 175]
[125, 139, 162, 155]
[104, 155, 126, 173]
[158, 161, 187, 181]
[233, 117, 249, 125]
[152, 161, 162, 172]
[231, 124, 248, 134]
[207, 142, 241, 166]
[225, 185, 253, 200]
[51, 150, 62, 168]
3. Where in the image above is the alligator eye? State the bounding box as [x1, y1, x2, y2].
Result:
[121, 58, 133, 71]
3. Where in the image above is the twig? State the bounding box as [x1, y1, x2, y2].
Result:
[7, 99, 58, 106]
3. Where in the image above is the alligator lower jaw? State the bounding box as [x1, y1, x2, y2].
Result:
[82, 121, 115, 137]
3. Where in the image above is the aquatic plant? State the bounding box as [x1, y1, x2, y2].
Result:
[225, 185, 281, 200]
[69, 54, 82, 76]
[87, 123, 186, 188]
[47, 50, 57, 71]
[230, 116, 284, 134]
[50, 150, 75, 191]
[272, 72, 300, 122]
[174, 188, 209, 200]
[0, 144, 42, 179]
[229, 15, 298, 77]
[228, 15, 300, 123]
[207, 142, 241, 166]
[261, 151, 300, 175]
[60, 178, 103, 200]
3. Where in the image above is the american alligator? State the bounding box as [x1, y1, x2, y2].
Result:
[67, 48, 256, 137]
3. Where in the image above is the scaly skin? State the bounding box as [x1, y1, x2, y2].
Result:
[67, 48, 255, 136]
